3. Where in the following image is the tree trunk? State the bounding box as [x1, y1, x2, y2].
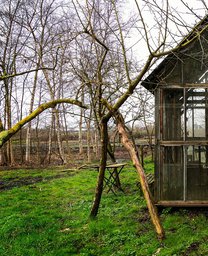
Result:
[79, 91, 84, 155]
[94, 130, 99, 158]
[54, 109, 67, 165]
[116, 113, 165, 240]
[35, 119, 40, 164]
[90, 119, 108, 218]
[25, 70, 39, 163]
[4, 79, 14, 165]
[79, 112, 84, 155]
[0, 146, 7, 165]
[46, 116, 54, 164]
[25, 126, 31, 163]
[7, 140, 14, 165]
[61, 106, 70, 155]
[35, 84, 43, 164]
[86, 119, 91, 163]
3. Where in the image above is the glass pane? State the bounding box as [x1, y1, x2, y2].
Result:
[187, 146, 207, 164]
[186, 109, 205, 138]
[162, 89, 184, 140]
[185, 88, 207, 139]
[187, 146, 208, 200]
[160, 146, 184, 200]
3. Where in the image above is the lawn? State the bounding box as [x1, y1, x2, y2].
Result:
[1, 159, 208, 255]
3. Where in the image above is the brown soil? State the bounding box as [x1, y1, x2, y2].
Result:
[182, 242, 200, 256]
[0, 172, 75, 191]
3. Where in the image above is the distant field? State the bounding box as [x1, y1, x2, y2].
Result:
[1, 159, 208, 255]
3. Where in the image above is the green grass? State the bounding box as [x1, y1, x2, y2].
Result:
[1, 161, 208, 255]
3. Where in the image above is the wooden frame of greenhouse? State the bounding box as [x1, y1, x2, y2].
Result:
[142, 15, 208, 206]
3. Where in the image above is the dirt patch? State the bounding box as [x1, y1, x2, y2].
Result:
[0, 172, 75, 191]
[182, 242, 200, 256]
[185, 208, 208, 219]
[137, 209, 150, 223]
[160, 207, 208, 218]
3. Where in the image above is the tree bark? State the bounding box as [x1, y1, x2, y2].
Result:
[25, 62, 40, 163]
[61, 105, 70, 155]
[90, 119, 108, 218]
[86, 119, 91, 162]
[46, 116, 54, 164]
[94, 130, 99, 158]
[54, 109, 67, 165]
[79, 112, 84, 155]
[116, 113, 165, 240]
[79, 90, 84, 155]
[25, 125, 31, 163]
[4, 79, 14, 165]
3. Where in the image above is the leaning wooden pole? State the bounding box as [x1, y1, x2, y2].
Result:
[116, 114, 165, 240]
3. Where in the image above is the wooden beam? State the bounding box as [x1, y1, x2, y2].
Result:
[186, 92, 207, 97]
[158, 83, 208, 89]
[159, 140, 208, 146]
[156, 200, 208, 207]
[186, 100, 206, 104]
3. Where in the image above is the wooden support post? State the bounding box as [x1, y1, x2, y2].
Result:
[116, 114, 165, 240]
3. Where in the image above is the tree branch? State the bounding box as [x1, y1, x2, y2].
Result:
[0, 66, 55, 81]
[0, 98, 87, 148]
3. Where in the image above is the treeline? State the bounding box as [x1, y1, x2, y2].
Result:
[0, 0, 156, 166]
[0, 124, 154, 166]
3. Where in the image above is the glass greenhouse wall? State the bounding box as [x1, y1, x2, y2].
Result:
[155, 85, 208, 204]
[142, 16, 208, 205]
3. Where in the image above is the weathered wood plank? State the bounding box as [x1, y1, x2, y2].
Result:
[156, 200, 208, 207]
[159, 141, 208, 146]
[158, 83, 208, 89]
